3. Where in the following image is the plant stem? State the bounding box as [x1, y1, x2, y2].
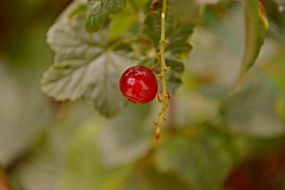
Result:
[155, 0, 169, 139]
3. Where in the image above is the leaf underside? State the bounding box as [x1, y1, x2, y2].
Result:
[232, 0, 268, 93]
[41, 5, 132, 117]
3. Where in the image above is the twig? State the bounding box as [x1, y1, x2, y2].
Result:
[154, 0, 169, 139]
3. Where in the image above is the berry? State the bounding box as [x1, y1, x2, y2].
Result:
[119, 66, 158, 104]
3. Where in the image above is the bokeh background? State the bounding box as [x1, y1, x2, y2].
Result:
[1, 0, 285, 189]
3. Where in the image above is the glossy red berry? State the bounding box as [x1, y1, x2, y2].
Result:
[119, 66, 158, 104]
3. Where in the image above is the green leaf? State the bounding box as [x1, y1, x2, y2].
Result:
[154, 130, 237, 190]
[11, 103, 90, 190]
[96, 104, 153, 166]
[166, 22, 193, 60]
[168, 0, 203, 25]
[143, 10, 193, 57]
[233, 0, 268, 93]
[143, 12, 161, 47]
[0, 64, 51, 167]
[165, 59, 185, 94]
[68, 4, 87, 19]
[41, 12, 132, 117]
[60, 122, 133, 190]
[85, 0, 127, 33]
[121, 162, 191, 190]
[108, 0, 145, 40]
[142, 10, 193, 93]
[224, 77, 285, 137]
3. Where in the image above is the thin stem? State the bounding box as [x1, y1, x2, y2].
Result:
[150, 62, 159, 71]
[154, 0, 169, 139]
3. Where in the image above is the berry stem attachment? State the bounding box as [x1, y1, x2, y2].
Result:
[155, 0, 169, 140]
[150, 62, 159, 71]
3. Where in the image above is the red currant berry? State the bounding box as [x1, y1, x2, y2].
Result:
[119, 66, 158, 104]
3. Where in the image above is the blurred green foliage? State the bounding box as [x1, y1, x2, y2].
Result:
[1, 0, 285, 190]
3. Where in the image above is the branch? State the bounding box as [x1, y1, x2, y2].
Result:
[154, 0, 169, 139]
